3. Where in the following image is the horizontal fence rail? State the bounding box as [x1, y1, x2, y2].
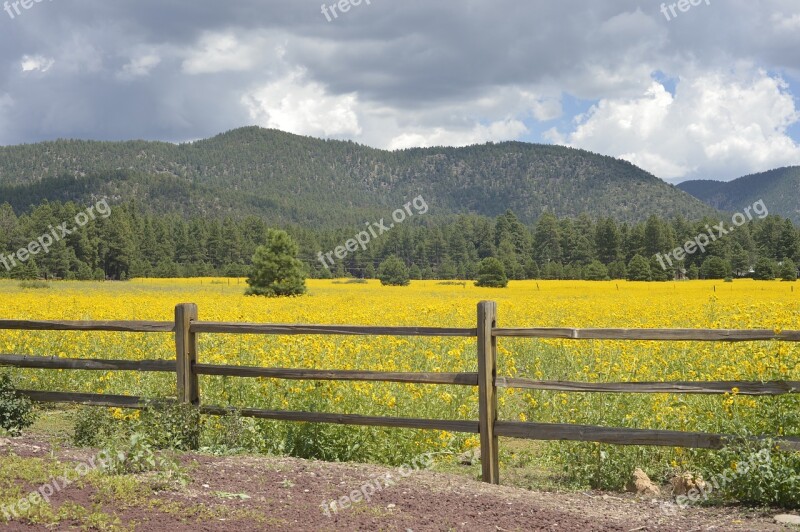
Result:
[194, 364, 479, 386]
[190, 321, 476, 337]
[493, 327, 800, 341]
[496, 377, 800, 395]
[0, 355, 175, 373]
[199, 406, 480, 433]
[1, 301, 798, 485]
[18, 390, 150, 408]
[0, 320, 174, 333]
[494, 421, 800, 451]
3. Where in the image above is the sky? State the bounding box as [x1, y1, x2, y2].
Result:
[0, 0, 799, 184]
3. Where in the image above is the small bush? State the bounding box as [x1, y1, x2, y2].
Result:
[201, 409, 261, 454]
[245, 229, 307, 297]
[754, 258, 777, 280]
[703, 435, 800, 508]
[18, 280, 50, 289]
[377, 256, 410, 286]
[139, 402, 202, 451]
[700, 256, 731, 280]
[0, 373, 36, 435]
[627, 254, 652, 281]
[102, 431, 182, 477]
[73, 402, 201, 451]
[584, 260, 610, 281]
[475, 257, 508, 288]
[779, 258, 797, 282]
[72, 406, 121, 447]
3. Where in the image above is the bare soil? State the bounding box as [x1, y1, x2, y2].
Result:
[1, 435, 796, 531]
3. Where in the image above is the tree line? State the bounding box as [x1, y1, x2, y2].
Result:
[0, 200, 798, 282]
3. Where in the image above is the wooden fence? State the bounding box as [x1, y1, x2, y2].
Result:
[1, 301, 799, 485]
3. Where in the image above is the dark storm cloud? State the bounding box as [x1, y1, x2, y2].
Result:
[0, 0, 797, 180]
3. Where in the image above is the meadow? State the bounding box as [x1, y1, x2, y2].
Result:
[1, 278, 799, 492]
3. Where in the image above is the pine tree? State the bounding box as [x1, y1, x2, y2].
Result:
[475, 257, 508, 288]
[779, 258, 797, 281]
[377, 255, 410, 286]
[627, 254, 651, 281]
[607, 260, 627, 280]
[595, 218, 622, 264]
[533, 213, 562, 264]
[245, 229, 307, 297]
[700, 256, 730, 279]
[753, 258, 777, 280]
[584, 260, 609, 281]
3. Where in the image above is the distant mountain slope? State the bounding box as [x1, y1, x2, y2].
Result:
[0, 127, 717, 225]
[678, 166, 800, 223]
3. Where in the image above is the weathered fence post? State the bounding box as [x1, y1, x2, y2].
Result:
[477, 300, 499, 484]
[175, 303, 199, 405]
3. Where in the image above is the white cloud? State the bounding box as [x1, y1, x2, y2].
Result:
[529, 97, 562, 121]
[388, 119, 528, 150]
[118, 53, 161, 79]
[771, 12, 800, 32]
[182, 33, 260, 74]
[242, 69, 362, 137]
[240, 71, 537, 148]
[20, 55, 54, 73]
[552, 71, 800, 181]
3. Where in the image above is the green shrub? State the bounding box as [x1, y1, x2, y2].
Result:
[627, 254, 652, 281]
[72, 406, 121, 447]
[700, 256, 731, 280]
[0, 373, 36, 435]
[102, 432, 180, 476]
[201, 409, 261, 454]
[754, 258, 777, 280]
[73, 402, 201, 451]
[584, 260, 609, 281]
[377, 255, 410, 286]
[139, 402, 202, 451]
[779, 258, 797, 282]
[245, 229, 307, 297]
[700, 432, 800, 508]
[607, 260, 627, 280]
[475, 257, 508, 288]
[17, 280, 50, 289]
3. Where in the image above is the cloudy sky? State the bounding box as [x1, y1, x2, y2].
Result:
[1, 0, 799, 183]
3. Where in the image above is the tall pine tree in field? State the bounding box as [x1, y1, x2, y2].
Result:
[246, 229, 306, 297]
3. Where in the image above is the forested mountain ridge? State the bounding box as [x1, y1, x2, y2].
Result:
[0, 127, 717, 224]
[678, 166, 800, 223]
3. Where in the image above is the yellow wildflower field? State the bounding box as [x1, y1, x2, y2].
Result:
[0, 278, 798, 468]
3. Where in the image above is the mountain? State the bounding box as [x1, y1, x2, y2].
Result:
[678, 166, 800, 223]
[0, 127, 717, 225]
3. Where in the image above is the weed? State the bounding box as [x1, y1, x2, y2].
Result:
[0, 372, 36, 435]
